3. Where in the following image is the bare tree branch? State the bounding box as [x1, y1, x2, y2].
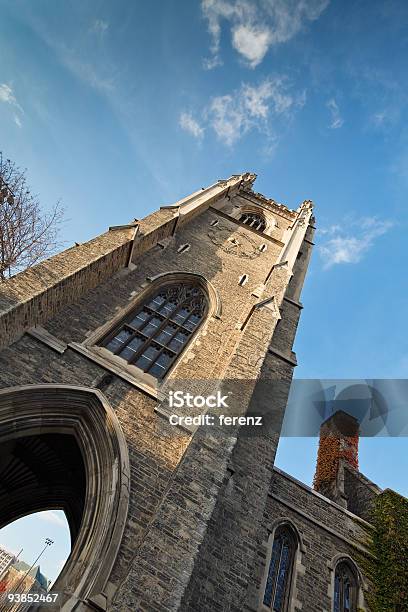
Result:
[0, 152, 64, 280]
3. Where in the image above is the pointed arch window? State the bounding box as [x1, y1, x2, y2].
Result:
[100, 282, 207, 379]
[263, 525, 296, 611]
[334, 561, 358, 612]
[240, 212, 266, 232]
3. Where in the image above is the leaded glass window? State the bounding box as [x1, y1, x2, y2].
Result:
[334, 562, 357, 612]
[263, 526, 296, 611]
[100, 282, 207, 379]
[239, 212, 266, 232]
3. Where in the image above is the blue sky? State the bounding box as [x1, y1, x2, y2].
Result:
[1, 0, 408, 584]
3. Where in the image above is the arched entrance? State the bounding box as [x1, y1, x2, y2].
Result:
[0, 385, 130, 611]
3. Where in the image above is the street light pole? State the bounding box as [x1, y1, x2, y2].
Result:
[12, 539, 53, 596]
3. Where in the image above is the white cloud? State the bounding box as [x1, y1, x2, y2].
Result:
[179, 112, 205, 139]
[231, 24, 272, 68]
[207, 77, 300, 146]
[38, 511, 67, 528]
[203, 56, 223, 70]
[0, 84, 16, 105]
[207, 94, 248, 145]
[201, 0, 236, 68]
[91, 19, 109, 35]
[318, 217, 393, 269]
[181, 77, 303, 147]
[242, 79, 293, 117]
[0, 83, 24, 126]
[201, 0, 329, 69]
[327, 98, 343, 129]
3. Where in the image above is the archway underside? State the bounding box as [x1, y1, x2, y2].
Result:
[0, 433, 86, 542]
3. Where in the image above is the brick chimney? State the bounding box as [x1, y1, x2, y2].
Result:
[313, 410, 359, 506]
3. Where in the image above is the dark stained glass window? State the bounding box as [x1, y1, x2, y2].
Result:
[334, 562, 357, 612]
[101, 283, 207, 379]
[263, 526, 296, 611]
[239, 212, 266, 232]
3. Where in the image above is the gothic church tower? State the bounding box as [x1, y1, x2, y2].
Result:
[0, 173, 315, 611]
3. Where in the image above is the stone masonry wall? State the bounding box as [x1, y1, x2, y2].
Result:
[252, 468, 373, 612]
[343, 464, 382, 523]
[110, 259, 296, 611]
[43, 208, 283, 379]
[0, 228, 134, 350]
[178, 252, 307, 611]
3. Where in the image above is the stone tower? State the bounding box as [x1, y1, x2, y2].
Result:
[314, 411, 360, 506]
[0, 173, 315, 611]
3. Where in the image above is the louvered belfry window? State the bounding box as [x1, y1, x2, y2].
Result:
[263, 526, 296, 611]
[239, 212, 266, 232]
[101, 282, 207, 379]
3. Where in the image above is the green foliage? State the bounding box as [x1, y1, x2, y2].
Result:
[365, 490, 408, 611]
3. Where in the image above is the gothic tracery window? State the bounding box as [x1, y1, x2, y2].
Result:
[334, 561, 358, 612]
[239, 211, 266, 232]
[100, 282, 207, 379]
[263, 525, 296, 611]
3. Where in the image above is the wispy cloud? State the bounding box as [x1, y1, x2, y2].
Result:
[369, 107, 401, 130]
[91, 19, 109, 35]
[179, 112, 205, 139]
[345, 64, 407, 135]
[61, 50, 115, 93]
[37, 511, 67, 528]
[26, 20, 116, 95]
[371, 110, 387, 126]
[0, 83, 24, 126]
[318, 217, 393, 269]
[327, 98, 343, 129]
[201, 0, 329, 69]
[0, 84, 17, 105]
[181, 77, 304, 147]
[208, 78, 297, 145]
